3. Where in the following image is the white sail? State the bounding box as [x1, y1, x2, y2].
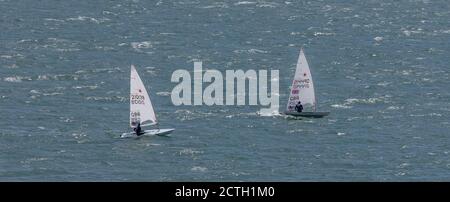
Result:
[130, 65, 157, 127]
[286, 48, 316, 112]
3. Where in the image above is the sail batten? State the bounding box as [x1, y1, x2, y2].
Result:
[286, 49, 316, 112]
[130, 65, 157, 127]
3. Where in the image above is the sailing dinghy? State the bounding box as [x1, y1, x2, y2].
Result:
[284, 48, 330, 118]
[120, 65, 174, 138]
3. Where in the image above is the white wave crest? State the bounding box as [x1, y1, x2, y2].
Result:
[191, 166, 207, 172]
[234, 1, 257, 6]
[156, 91, 171, 96]
[66, 16, 110, 24]
[4, 76, 31, 82]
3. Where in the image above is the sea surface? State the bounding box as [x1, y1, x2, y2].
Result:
[1, 0, 449, 181]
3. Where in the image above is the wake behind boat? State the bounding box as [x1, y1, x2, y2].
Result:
[120, 65, 174, 138]
[283, 48, 330, 118]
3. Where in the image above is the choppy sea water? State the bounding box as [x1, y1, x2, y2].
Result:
[1, 0, 449, 181]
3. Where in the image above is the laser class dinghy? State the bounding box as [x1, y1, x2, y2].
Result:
[283, 49, 330, 118]
[120, 65, 174, 138]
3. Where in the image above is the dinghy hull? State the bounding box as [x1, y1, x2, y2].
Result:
[284, 111, 330, 118]
[120, 128, 175, 138]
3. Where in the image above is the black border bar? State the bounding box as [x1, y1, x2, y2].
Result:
[1, 182, 449, 201]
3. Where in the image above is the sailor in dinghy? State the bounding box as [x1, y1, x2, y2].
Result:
[132, 121, 144, 136]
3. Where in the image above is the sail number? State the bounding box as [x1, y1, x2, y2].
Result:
[293, 79, 310, 88]
[131, 111, 140, 117]
[131, 111, 141, 125]
[131, 95, 145, 104]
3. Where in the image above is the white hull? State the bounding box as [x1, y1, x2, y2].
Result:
[283, 111, 330, 118]
[120, 128, 175, 138]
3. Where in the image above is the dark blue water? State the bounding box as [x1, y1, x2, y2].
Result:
[1, 0, 449, 181]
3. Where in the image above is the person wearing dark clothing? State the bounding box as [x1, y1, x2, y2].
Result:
[295, 101, 303, 113]
[134, 122, 143, 136]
